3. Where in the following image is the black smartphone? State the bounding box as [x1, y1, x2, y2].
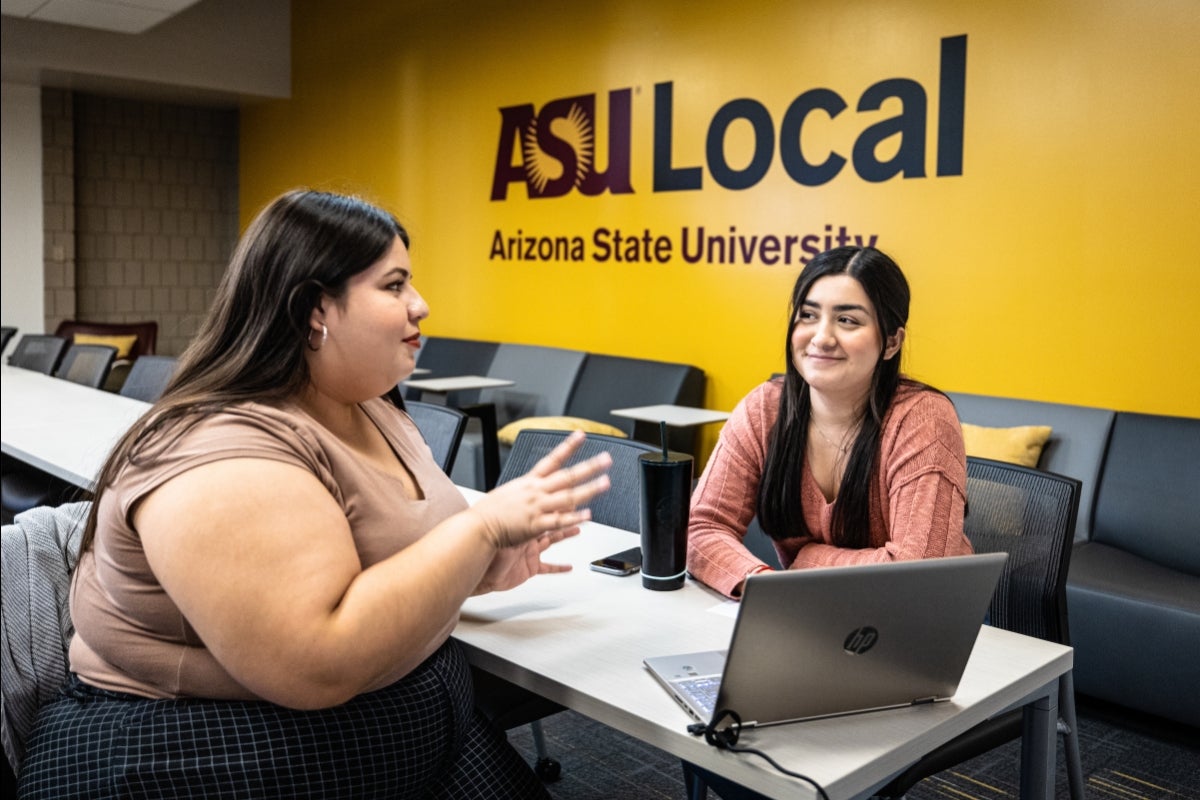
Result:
[589, 546, 642, 576]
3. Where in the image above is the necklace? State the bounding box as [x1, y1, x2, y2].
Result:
[810, 420, 856, 456]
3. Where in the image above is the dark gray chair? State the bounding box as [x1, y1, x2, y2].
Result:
[495, 428, 660, 532]
[876, 457, 1085, 799]
[740, 517, 784, 569]
[54, 319, 160, 392]
[55, 344, 117, 389]
[949, 390, 1115, 543]
[7, 335, 68, 375]
[479, 344, 588, 428]
[0, 326, 16, 355]
[53, 319, 158, 360]
[564, 354, 705, 455]
[118, 355, 178, 402]
[474, 429, 662, 781]
[450, 343, 589, 490]
[405, 400, 468, 474]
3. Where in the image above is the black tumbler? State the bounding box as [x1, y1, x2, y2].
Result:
[639, 451, 693, 591]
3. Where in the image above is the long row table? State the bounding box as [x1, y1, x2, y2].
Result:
[1, 365, 1071, 798]
[1, 364, 150, 490]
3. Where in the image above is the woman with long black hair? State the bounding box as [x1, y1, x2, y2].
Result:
[688, 246, 971, 599]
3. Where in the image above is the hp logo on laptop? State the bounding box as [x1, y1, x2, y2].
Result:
[843, 626, 879, 655]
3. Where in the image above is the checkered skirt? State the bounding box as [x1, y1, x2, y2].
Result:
[18, 639, 547, 799]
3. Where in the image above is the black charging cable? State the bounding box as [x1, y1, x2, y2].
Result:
[688, 709, 830, 800]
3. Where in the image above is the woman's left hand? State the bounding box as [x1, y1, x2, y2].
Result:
[474, 527, 579, 594]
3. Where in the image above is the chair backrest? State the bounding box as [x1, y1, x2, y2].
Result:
[962, 456, 1082, 645]
[1092, 412, 1200, 577]
[498, 429, 661, 533]
[481, 344, 587, 427]
[564, 353, 705, 454]
[406, 336, 500, 402]
[0, 327, 16, 354]
[118, 355, 178, 402]
[406, 401, 469, 474]
[54, 344, 117, 389]
[7, 335, 68, 375]
[53, 319, 158, 361]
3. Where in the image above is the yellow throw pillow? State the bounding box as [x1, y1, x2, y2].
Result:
[497, 416, 629, 446]
[73, 333, 138, 359]
[960, 423, 1053, 468]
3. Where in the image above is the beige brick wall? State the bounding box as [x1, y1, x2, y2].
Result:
[45, 90, 239, 356]
[41, 89, 76, 333]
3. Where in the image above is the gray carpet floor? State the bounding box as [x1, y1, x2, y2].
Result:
[508, 698, 1200, 799]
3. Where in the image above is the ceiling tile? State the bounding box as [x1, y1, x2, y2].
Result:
[2, 0, 201, 34]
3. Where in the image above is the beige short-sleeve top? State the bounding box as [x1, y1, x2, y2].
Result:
[69, 397, 467, 700]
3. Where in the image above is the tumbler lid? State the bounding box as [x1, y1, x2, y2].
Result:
[638, 451, 692, 466]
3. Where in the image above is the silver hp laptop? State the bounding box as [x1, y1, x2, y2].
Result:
[644, 553, 1007, 728]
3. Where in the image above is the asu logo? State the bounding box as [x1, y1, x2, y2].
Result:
[490, 90, 634, 200]
[491, 35, 967, 202]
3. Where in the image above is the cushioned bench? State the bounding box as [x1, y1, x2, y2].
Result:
[949, 394, 1200, 727]
[1062, 412, 1200, 726]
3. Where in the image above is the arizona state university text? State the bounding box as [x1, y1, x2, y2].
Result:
[489, 225, 880, 266]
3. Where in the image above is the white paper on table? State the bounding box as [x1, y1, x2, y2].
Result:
[708, 601, 739, 619]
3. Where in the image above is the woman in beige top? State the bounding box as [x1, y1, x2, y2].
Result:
[19, 190, 610, 800]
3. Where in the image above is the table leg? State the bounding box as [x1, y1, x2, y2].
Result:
[461, 403, 501, 490]
[630, 419, 696, 456]
[1019, 683, 1057, 799]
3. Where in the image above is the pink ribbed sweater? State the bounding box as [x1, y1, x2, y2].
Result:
[687, 379, 972, 598]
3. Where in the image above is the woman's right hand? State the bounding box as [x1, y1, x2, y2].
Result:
[468, 430, 612, 549]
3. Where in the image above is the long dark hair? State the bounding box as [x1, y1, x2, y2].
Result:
[757, 246, 910, 548]
[78, 189, 408, 556]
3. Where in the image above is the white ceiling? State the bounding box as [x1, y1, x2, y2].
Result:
[0, 0, 201, 34]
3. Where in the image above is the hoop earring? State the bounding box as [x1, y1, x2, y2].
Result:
[307, 323, 327, 352]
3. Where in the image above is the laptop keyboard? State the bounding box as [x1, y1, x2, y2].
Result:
[676, 676, 721, 717]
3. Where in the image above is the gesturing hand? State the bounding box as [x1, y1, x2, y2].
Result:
[474, 529, 577, 594]
[468, 430, 612, 549]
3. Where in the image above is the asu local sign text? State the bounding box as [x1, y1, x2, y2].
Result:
[489, 35, 964, 266]
[492, 36, 965, 198]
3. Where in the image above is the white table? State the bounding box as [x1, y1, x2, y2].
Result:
[611, 403, 731, 427]
[453, 497, 1071, 799]
[403, 375, 514, 394]
[1, 365, 151, 490]
[611, 403, 730, 454]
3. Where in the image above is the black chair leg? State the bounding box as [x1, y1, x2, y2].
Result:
[529, 720, 561, 782]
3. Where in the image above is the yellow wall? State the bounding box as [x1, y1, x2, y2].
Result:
[242, 0, 1200, 459]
